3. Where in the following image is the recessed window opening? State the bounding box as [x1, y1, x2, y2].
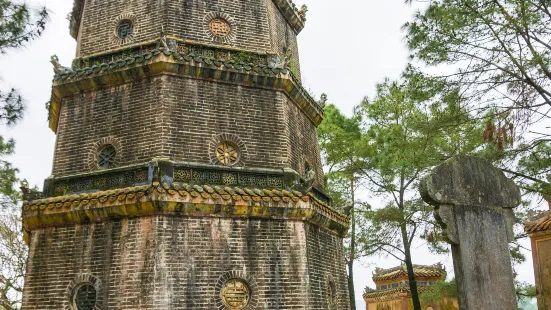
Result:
[73, 284, 96, 310]
[117, 20, 134, 39]
[97, 145, 116, 169]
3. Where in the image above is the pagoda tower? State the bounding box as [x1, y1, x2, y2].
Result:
[20, 0, 350, 309]
[363, 264, 457, 310]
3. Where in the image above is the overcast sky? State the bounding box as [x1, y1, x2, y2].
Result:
[0, 0, 536, 307]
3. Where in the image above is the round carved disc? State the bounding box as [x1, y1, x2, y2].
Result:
[221, 279, 250, 309]
[209, 18, 231, 37]
[216, 142, 239, 166]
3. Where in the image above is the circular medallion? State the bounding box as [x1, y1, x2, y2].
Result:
[209, 18, 231, 37]
[221, 279, 250, 310]
[97, 145, 117, 169]
[216, 142, 239, 166]
[73, 284, 97, 310]
[111, 14, 136, 45]
[116, 20, 134, 39]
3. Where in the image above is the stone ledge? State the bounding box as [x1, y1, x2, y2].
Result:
[48, 49, 323, 133]
[23, 182, 350, 238]
[43, 160, 325, 201]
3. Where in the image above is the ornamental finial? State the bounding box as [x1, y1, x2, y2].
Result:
[319, 93, 327, 109]
[269, 48, 293, 69]
[50, 55, 71, 74]
[298, 5, 308, 21]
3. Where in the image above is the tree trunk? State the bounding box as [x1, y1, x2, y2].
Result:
[398, 172, 421, 310]
[401, 223, 421, 310]
[348, 178, 356, 310]
[347, 260, 356, 310]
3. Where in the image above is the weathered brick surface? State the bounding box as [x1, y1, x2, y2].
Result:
[160, 76, 289, 170]
[53, 75, 323, 189]
[306, 224, 351, 309]
[283, 98, 324, 187]
[77, 0, 164, 57]
[266, 0, 301, 78]
[53, 77, 166, 175]
[167, 0, 272, 52]
[22, 217, 349, 309]
[77, 0, 300, 74]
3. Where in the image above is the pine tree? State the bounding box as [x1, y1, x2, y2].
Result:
[0, 2, 48, 309]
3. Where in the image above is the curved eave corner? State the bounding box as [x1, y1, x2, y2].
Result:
[272, 0, 306, 34]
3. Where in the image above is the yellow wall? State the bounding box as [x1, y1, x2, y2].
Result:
[367, 299, 403, 310]
[367, 297, 458, 310]
[375, 276, 442, 290]
[532, 235, 551, 310]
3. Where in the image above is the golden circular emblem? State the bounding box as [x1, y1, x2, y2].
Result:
[216, 142, 239, 166]
[209, 18, 231, 37]
[221, 279, 250, 310]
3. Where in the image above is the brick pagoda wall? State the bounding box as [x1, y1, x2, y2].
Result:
[30, 1, 346, 310]
[53, 76, 323, 189]
[53, 77, 166, 176]
[22, 217, 349, 309]
[76, 0, 300, 67]
[160, 76, 288, 171]
[76, 0, 164, 57]
[266, 0, 301, 78]
[166, 0, 272, 52]
[283, 98, 324, 188]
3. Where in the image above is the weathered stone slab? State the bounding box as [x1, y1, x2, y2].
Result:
[420, 156, 520, 310]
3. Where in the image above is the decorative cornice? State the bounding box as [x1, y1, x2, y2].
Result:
[76, 37, 270, 62]
[42, 160, 331, 205]
[48, 48, 323, 133]
[46, 160, 303, 197]
[23, 182, 349, 237]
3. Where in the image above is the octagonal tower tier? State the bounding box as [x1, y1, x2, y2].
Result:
[21, 0, 350, 309]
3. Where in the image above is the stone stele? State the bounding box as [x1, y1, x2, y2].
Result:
[420, 156, 520, 310]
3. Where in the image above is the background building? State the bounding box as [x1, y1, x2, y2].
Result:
[525, 198, 551, 310]
[363, 264, 458, 310]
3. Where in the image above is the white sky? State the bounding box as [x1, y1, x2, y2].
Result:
[0, 0, 536, 308]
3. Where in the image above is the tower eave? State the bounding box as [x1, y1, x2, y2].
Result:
[22, 181, 350, 240]
[48, 49, 324, 133]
